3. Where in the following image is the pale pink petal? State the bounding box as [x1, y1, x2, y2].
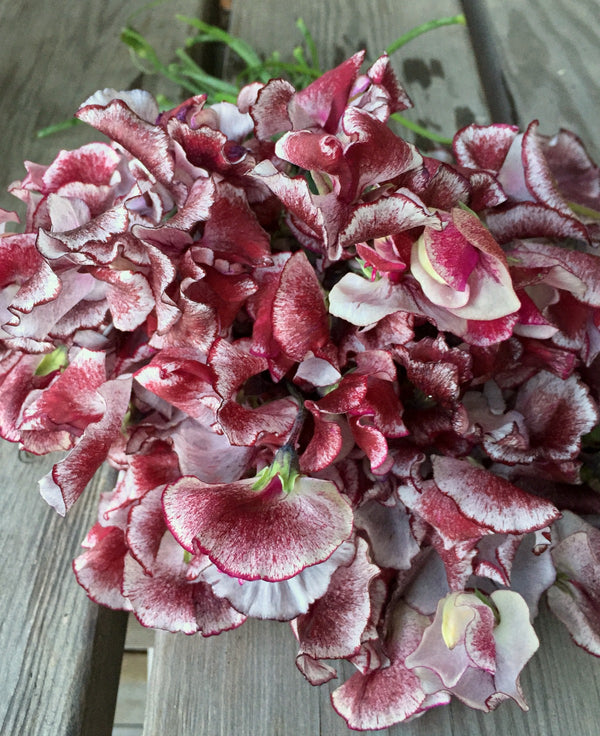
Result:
[201, 542, 356, 620]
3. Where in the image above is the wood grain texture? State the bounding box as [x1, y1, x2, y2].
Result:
[226, 0, 488, 147]
[479, 0, 600, 159]
[0, 0, 211, 212]
[0, 441, 127, 736]
[143, 607, 600, 736]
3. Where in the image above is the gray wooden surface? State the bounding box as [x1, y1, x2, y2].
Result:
[1, 1, 599, 735]
[0, 442, 128, 736]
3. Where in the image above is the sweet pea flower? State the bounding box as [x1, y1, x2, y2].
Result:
[405, 590, 539, 711]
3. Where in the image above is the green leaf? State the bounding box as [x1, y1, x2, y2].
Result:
[296, 17, 320, 72]
[175, 15, 263, 68]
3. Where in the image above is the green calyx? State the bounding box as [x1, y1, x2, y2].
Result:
[252, 444, 300, 494]
[35, 346, 68, 376]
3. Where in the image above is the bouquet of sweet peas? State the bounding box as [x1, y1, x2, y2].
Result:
[1, 44, 599, 730]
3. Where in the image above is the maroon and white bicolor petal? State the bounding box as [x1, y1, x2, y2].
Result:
[39, 375, 132, 515]
[290, 51, 365, 133]
[298, 400, 344, 473]
[123, 532, 246, 635]
[271, 250, 330, 362]
[453, 123, 519, 171]
[0, 352, 39, 442]
[208, 338, 268, 399]
[250, 78, 295, 140]
[338, 191, 440, 250]
[76, 96, 176, 193]
[509, 240, 600, 307]
[331, 602, 433, 730]
[162, 474, 353, 581]
[134, 352, 218, 419]
[201, 541, 356, 621]
[217, 398, 298, 447]
[200, 182, 271, 266]
[482, 371, 599, 465]
[294, 537, 379, 661]
[547, 511, 600, 656]
[73, 523, 132, 611]
[431, 456, 560, 534]
[19, 348, 106, 436]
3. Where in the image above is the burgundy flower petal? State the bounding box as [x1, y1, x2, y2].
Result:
[163, 475, 353, 581]
[123, 534, 246, 635]
[201, 182, 271, 266]
[291, 51, 365, 132]
[19, 348, 106, 434]
[39, 375, 132, 515]
[250, 78, 295, 140]
[0, 353, 38, 441]
[331, 602, 429, 729]
[272, 250, 329, 361]
[208, 338, 268, 399]
[365, 54, 412, 114]
[343, 107, 423, 195]
[339, 192, 440, 249]
[453, 123, 519, 171]
[521, 121, 572, 216]
[432, 456, 560, 534]
[298, 401, 343, 473]
[135, 353, 217, 419]
[76, 99, 175, 188]
[93, 267, 154, 331]
[217, 398, 297, 446]
[295, 538, 379, 659]
[349, 416, 389, 470]
[41, 142, 121, 190]
[73, 524, 132, 610]
[486, 202, 588, 244]
[125, 486, 168, 572]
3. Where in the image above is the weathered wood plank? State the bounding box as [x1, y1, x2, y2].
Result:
[0, 0, 213, 212]
[476, 0, 600, 159]
[0, 442, 127, 736]
[144, 606, 600, 736]
[225, 0, 488, 145]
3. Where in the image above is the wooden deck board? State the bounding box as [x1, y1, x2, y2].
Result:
[0, 442, 127, 736]
[478, 0, 600, 158]
[0, 1, 599, 734]
[0, 0, 213, 212]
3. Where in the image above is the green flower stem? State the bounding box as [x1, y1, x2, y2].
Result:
[36, 118, 82, 139]
[390, 113, 453, 146]
[385, 14, 466, 56]
[252, 444, 300, 494]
